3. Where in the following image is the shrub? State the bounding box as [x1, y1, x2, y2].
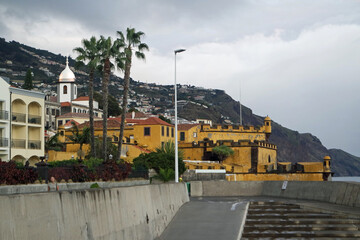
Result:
[47, 161, 132, 182]
[0, 160, 38, 185]
[212, 145, 234, 161]
[154, 168, 175, 183]
[48, 159, 78, 168]
[133, 141, 186, 175]
[83, 158, 104, 170]
[90, 183, 100, 188]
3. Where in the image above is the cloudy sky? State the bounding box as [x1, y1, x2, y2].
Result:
[0, 0, 359, 157]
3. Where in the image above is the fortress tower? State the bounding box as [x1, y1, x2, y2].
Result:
[264, 116, 272, 141]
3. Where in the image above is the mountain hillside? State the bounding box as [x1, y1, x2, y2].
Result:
[0, 37, 358, 176]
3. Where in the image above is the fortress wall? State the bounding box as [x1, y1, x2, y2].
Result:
[193, 180, 360, 208]
[0, 183, 189, 240]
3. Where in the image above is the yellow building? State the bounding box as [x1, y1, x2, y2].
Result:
[10, 87, 45, 165]
[180, 117, 332, 181]
[55, 117, 174, 162]
[124, 117, 174, 151]
[56, 112, 101, 129]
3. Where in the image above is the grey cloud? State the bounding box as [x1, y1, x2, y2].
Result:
[0, 0, 360, 156]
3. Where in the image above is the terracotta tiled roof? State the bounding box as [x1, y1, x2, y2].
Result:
[63, 120, 80, 128]
[60, 102, 71, 107]
[178, 124, 199, 131]
[124, 111, 148, 119]
[124, 117, 173, 126]
[73, 96, 89, 101]
[78, 119, 121, 129]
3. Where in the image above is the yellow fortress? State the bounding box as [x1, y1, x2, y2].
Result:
[179, 117, 332, 181]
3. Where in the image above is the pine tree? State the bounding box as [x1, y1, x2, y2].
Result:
[23, 69, 33, 90]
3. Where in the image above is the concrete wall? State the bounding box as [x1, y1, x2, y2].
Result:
[0, 183, 189, 240]
[0, 180, 150, 195]
[190, 181, 360, 208]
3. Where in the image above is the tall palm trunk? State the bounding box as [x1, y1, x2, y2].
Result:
[117, 52, 132, 160]
[89, 69, 95, 157]
[102, 58, 110, 161]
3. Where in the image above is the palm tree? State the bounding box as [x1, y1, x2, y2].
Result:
[73, 36, 100, 158]
[116, 28, 149, 160]
[67, 122, 91, 159]
[97, 36, 119, 161]
[45, 133, 64, 152]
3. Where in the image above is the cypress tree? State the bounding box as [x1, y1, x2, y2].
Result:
[23, 69, 33, 90]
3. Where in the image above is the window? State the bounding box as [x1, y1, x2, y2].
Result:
[46, 108, 49, 114]
[161, 142, 164, 148]
[95, 112, 98, 117]
[161, 126, 164, 136]
[193, 132, 197, 138]
[56, 110, 60, 116]
[73, 108, 76, 112]
[171, 128, 174, 137]
[58, 120, 63, 126]
[65, 120, 70, 123]
[180, 132, 185, 141]
[52, 109, 55, 115]
[114, 136, 119, 142]
[144, 127, 151, 136]
[266, 122, 269, 126]
[268, 156, 271, 163]
[63, 85, 68, 94]
[166, 127, 169, 137]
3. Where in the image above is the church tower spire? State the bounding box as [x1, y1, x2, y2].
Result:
[57, 56, 77, 102]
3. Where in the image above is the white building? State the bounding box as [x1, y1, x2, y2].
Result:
[46, 57, 103, 130]
[0, 77, 10, 161]
[0, 76, 45, 164]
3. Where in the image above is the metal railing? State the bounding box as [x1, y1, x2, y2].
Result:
[0, 110, 9, 120]
[0, 137, 8, 147]
[12, 112, 26, 123]
[28, 140, 41, 149]
[28, 114, 41, 124]
[11, 139, 26, 148]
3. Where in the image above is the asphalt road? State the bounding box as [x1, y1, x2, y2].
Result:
[157, 197, 249, 240]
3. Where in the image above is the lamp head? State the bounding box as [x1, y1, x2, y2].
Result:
[175, 49, 186, 54]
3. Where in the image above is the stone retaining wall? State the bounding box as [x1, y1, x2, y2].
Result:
[191, 181, 360, 208]
[0, 182, 189, 240]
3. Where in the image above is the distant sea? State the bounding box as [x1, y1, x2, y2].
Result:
[332, 177, 360, 183]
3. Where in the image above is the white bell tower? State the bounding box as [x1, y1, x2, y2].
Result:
[57, 56, 77, 103]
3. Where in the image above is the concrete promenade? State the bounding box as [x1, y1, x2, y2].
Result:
[157, 197, 249, 240]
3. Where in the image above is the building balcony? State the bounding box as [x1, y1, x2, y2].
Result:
[28, 140, 41, 149]
[0, 110, 9, 121]
[28, 114, 41, 125]
[0, 137, 8, 147]
[12, 112, 26, 123]
[11, 139, 26, 149]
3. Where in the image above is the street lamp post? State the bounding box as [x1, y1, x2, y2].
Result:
[174, 49, 185, 183]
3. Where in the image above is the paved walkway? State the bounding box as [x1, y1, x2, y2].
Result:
[157, 196, 360, 240]
[157, 197, 248, 240]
